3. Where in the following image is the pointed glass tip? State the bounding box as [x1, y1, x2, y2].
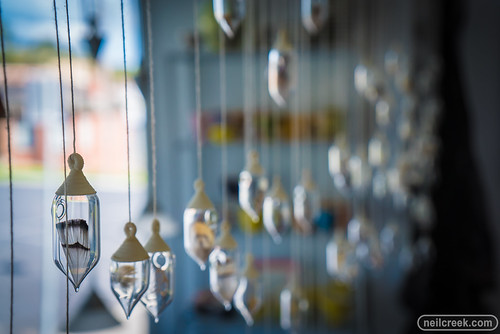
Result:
[200, 264, 206, 271]
[224, 302, 232, 311]
[75, 287, 80, 293]
[154, 317, 160, 323]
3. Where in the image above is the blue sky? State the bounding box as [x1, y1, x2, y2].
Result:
[3, 0, 142, 70]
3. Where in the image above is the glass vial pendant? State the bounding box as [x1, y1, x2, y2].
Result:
[280, 277, 309, 332]
[328, 135, 352, 196]
[141, 219, 175, 323]
[110, 222, 150, 319]
[326, 228, 358, 281]
[52, 153, 100, 292]
[183, 179, 218, 270]
[263, 176, 292, 244]
[209, 220, 239, 310]
[213, 0, 245, 39]
[268, 30, 295, 108]
[234, 254, 263, 326]
[238, 150, 268, 222]
[347, 215, 383, 269]
[301, 0, 329, 35]
[293, 169, 321, 235]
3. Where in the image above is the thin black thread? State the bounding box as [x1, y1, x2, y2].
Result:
[64, 0, 76, 154]
[120, 0, 132, 222]
[52, 1, 69, 333]
[0, 1, 14, 332]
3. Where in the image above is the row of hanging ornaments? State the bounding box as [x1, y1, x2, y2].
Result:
[50, 0, 438, 327]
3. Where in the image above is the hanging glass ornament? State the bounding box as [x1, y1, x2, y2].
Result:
[328, 134, 352, 196]
[184, 179, 218, 270]
[348, 151, 372, 197]
[110, 222, 150, 319]
[234, 254, 262, 326]
[326, 228, 358, 281]
[347, 215, 383, 269]
[209, 220, 239, 311]
[293, 169, 321, 234]
[354, 63, 384, 103]
[52, 152, 100, 292]
[301, 0, 329, 35]
[263, 176, 292, 244]
[213, 0, 246, 39]
[140, 219, 175, 323]
[280, 277, 309, 331]
[268, 30, 295, 108]
[238, 150, 269, 222]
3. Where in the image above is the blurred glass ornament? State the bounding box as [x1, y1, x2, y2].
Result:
[268, 30, 295, 107]
[293, 169, 321, 235]
[347, 215, 383, 268]
[110, 222, 150, 319]
[419, 98, 443, 135]
[263, 176, 292, 244]
[409, 195, 435, 231]
[375, 98, 391, 128]
[379, 222, 400, 257]
[280, 277, 309, 331]
[372, 169, 388, 200]
[354, 63, 384, 103]
[140, 219, 175, 323]
[213, 0, 245, 39]
[328, 135, 352, 196]
[348, 152, 372, 196]
[368, 131, 390, 169]
[301, 0, 329, 35]
[234, 254, 263, 326]
[326, 229, 358, 281]
[183, 179, 218, 270]
[52, 153, 100, 292]
[238, 150, 269, 222]
[209, 220, 240, 311]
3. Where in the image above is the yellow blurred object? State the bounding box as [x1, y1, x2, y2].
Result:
[317, 280, 354, 327]
[208, 124, 236, 144]
[237, 209, 263, 233]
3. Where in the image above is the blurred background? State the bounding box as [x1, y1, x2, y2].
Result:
[0, 0, 499, 333]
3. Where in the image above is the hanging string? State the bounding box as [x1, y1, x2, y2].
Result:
[145, 0, 158, 217]
[218, 28, 229, 221]
[120, 0, 132, 222]
[52, 1, 69, 332]
[0, 1, 14, 332]
[193, 0, 203, 180]
[64, 0, 77, 154]
[259, 1, 271, 332]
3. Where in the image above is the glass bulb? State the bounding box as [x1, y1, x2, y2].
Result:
[234, 255, 262, 326]
[293, 170, 321, 234]
[328, 136, 352, 196]
[110, 259, 150, 319]
[209, 246, 240, 310]
[326, 230, 358, 281]
[301, 0, 329, 35]
[183, 179, 218, 270]
[347, 215, 383, 269]
[354, 63, 383, 103]
[140, 251, 175, 323]
[239, 150, 268, 222]
[368, 131, 390, 169]
[268, 30, 295, 107]
[263, 177, 292, 244]
[280, 281, 309, 331]
[52, 194, 100, 291]
[213, 0, 245, 39]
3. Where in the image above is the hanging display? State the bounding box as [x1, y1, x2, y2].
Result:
[280, 277, 309, 331]
[263, 176, 292, 244]
[328, 134, 352, 196]
[213, 0, 246, 39]
[301, 0, 329, 35]
[238, 150, 269, 222]
[268, 30, 295, 107]
[110, 222, 150, 319]
[346, 214, 382, 268]
[293, 169, 321, 234]
[52, 153, 100, 292]
[184, 179, 218, 270]
[209, 220, 239, 310]
[326, 228, 358, 280]
[140, 219, 175, 323]
[234, 254, 262, 326]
